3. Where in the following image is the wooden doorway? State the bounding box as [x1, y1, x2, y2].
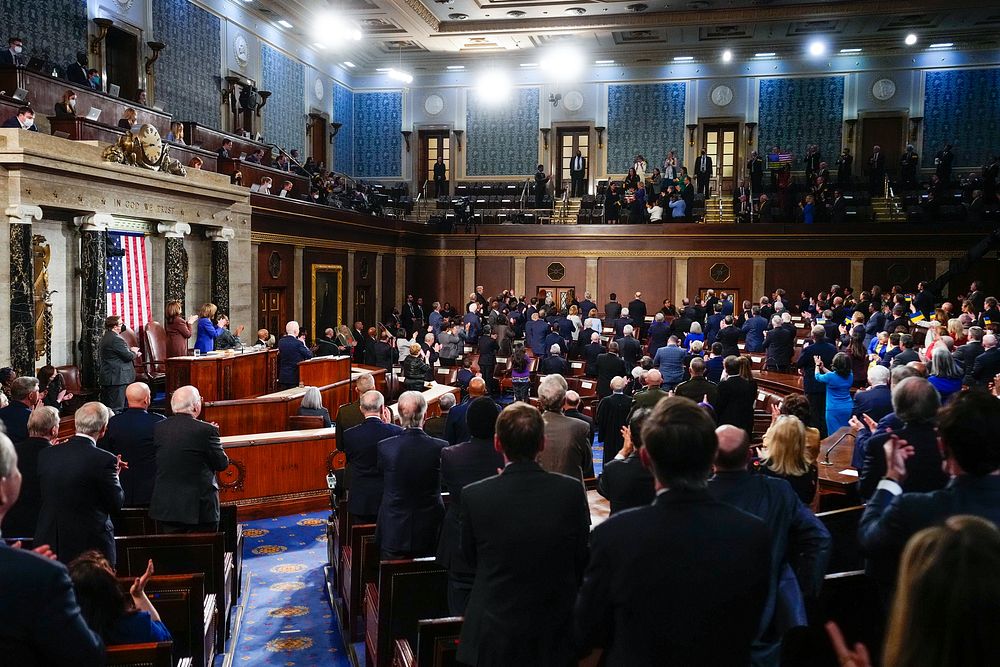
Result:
[309, 114, 327, 168]
[105, 25, 140, 102]
[355, 286, 373, 327]
[703, 123, 740, 196]
[860, 115, 907, 181]
[258, 287, 286, 339]
[419, 130, 451, 198]
[536, 285, 576, 311]
[555, 127, 590, 196]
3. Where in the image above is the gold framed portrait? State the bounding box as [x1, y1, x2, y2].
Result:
[311, 264, 343, 336]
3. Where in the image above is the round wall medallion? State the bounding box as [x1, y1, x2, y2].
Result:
[547, 262, 566, 281]
[314, 78, 325, 102]
[710, 84, 734, 108]
[424, 93, 444, 116]
[872, 78, 896, 101]
[563, 90, 584, 112]
[268, 250, 282, 279]
[114, 0, 136, 10]
[234, 34, 249, 68]
[218, 459, 246, 490]
[887, 263, 910, 286]
[710, 262, 731, 283]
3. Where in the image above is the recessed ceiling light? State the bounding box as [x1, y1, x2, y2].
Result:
[929, 42, 953, 49]
[721, 49, 733, 63]
[375, 67, 390, 72]
[808, 40, 826, 56]
[839, 48, 862, 54]
[313, 42, 326, 49]
[387, 68, 413, 84]
[343, 61, 356, 68]
[519, 62, 537, 68]
[594, 59, 614, 65]
[565, 7, 586, 14]
[673, 56, 694, 61]
[905, 33, 918, 46]
[277, 19, 293, 28]
[506, 10, 525, 17]
[754, 52, 776, 58]
[448, 12, 468, 19]
[446, 65, 465, 70]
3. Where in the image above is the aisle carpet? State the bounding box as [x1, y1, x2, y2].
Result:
[228, 511, 350, 666]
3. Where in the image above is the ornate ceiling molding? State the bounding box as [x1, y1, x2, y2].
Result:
[401, 0, 440, 31]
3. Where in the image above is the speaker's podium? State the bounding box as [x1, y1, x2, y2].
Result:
[166, 348, 278, 401]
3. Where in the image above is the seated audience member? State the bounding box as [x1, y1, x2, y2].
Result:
[927, 345, 963, 403]
[340, 390, 401, 523]
[596, 376, 631, 463]
[1, 106, 38, 131]
[217, 139, 234, 159]
[858, 391, 1000, 592]
[0, 431, 104, 664]
[99, 383, 165, 507]
[423, 391, 454, 439]
[376, 391, 447, 559]
[757, 415, 818, 505]
[597, 407, 655, 514]
[539, 343, 568, 375]
[278, 180, 294, 198]
[165, 122, 184, 143]
[117, 107, 137, 130]
[675, 357, 719, 407]
[457, 402, 590, 667]
[575, 397, 770, 665]
[86, 68, 101, 90]
[858, 377, 947, 500]
[537, 375, 592, 483]
[255, 176, 273, 195]
[35, 402, 124, 566]
[1, 406, 59, 538]
[715, 355, 757, 434]
[212, 313, 245, 350]
[69, 552, 171, 646]
[188, 156, 203, 170]
[297, 386, 332, 427]
[710, 425, 831, 664]
[37, 365, 72, 412]
[437, 398, 504, 615]
[53, 90, 77, 118]
[245, 147, 265, 164]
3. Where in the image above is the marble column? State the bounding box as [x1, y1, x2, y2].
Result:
[157, 222, 191, 310]
[207, 227, 235, 317]
[74, 214, 113, 388]
[7, 205, 42, 376]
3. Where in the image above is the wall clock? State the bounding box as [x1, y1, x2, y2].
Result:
[710, 84, 734, 108]
[872, 78, 896, 102]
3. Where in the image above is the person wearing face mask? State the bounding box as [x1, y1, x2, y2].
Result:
[86, 69, 101, 90]
[1, 106, 38, 131]
[67, 52, 90, 86]
[54, 90, 77, 119]
[0, 37, 26, 67]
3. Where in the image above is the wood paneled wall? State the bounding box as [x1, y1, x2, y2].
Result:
[765, 259, 851, 298]
[303, 249, 348, 340]
[597, 259, 674, 311]
[862, 258, 937, 293]
[688, 258, 754, 304]
[525, 257, 588, 297]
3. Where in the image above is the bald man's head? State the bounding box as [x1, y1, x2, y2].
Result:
[355, 372, 375, 395]
[469, 377, 487, 397]
[125, 382, 151, 409]
[564, 390, 581, 409]
[714, 425, 750, 471]
[645, 369, 662, 387]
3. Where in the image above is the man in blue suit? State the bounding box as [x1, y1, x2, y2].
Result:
[0, 431, 104, 664]
[850, 365, 892, 425]
[277, 320, 313, 389]
[741, 305, 769, 353]
[376, 391, 447, 559]
[340, 390, 402, 524]
[1, 106, 38, 131]
[445, 378, 489, 446]
[0, 376, 38, 442]
[525, 312, 549, 357]
[99, 382, 166, 506]
[646, 313, 670, 357]
[796, 326, 838, 438]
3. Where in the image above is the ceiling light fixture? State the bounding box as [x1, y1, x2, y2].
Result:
[540, 45, 585, 81]
[277, 19, 293, 28]
[839, 48, 862, 54]
[905, 33, 918, 46]
[313, 43, 327, 49]
[375, 67, 390, 72]
[387, 68, 413, 84]
[446, 65, 465, 70]
[721, 49, 733, 63]
[929, 42, 953, 49]
[476, 69, 512, 104]
[343, 61, 356, 68]
[595, 59, 614, 65]
[808, 40, 826, 56]
[673, 56, 694, 62]
[520, 62, 537, 68]
[754, 52, 776, 58]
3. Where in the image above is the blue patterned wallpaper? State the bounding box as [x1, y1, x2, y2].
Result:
[466, 87, 540, 176]
[922, 68, 1000, 168]
[151, 0, 221, 127]
[0, 0, 87, 76]
[261, 44, 305, 154]
[353, 91, 402, 178]
[333, 82, 354, 176]
[606, 83, 686, 174]
[758, 76, 845, 168]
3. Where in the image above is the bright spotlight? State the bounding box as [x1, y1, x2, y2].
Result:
[905, 33, 918, 46]
[808, 40, 826, 56]
[387, 68, 413, 84]
[721, 49, 733, 63]
[540, 45, 585, 81]
[476, 69, 511, 105]
[312, 12, 363, 46]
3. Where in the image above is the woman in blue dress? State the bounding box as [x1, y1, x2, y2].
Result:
[682, 321, 705, 351]
[194, 302, 226, 354]
[815, 352, 854, 434]
[802, 194, 816, 224]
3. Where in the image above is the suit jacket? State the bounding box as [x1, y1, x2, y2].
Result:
[335, 399, 363, 434]
[627, 299, 647, 327]
[458, 461, 590, 666]
[695, 154, 714, 177]
[603, 301, 622, 321]
[597, 453, 655, 514]
[716, 326, 742, 358]
[99, 408, 166, 506]
[436, 437, 504, 576]
[1, 116, 36, 130]
[340, 417, 403, 517]
[583, 342, 604, 376]
[148, 415, 229, 525]
[376, 428, 447, 556]
[851, 384, 892, 424]
[35, 436, 124, 565]
[0, 543, 103, 665]
[971, 347, 1000, 388]
[165, 316, 192, 358]
[564, 409, 596, 472]
[99, 329, 136, 387]
[859, 475, 1000, 587]
[0, 402, 31, 443]
[797, 340, 838, 393]
[2, 437, 50, 537]
[538, 411, 592, 483]
[953, 341, 985, 385]
[715, 377, 757, 433]
[444, 398, 474, 446]
[595, 353, 627, 397]
[890, 348, 920, 368]
[570, 155, 586, 176]
[646, 321, 670, 356]
[614, 336, 641, 368]
[539, 355, 568, 376]
[595, 392, 631, 461]
[277, 335, 313, 385]
[858, 420, 947, 500]
[575, 488, 770, 665]
[675, 376, 719, 407]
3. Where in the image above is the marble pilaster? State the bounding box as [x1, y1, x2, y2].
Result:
[207, 227, 236, 317]
[74, 214, 113, 388]
[6, 205, 42, 375]
[157, 222, 191, 311]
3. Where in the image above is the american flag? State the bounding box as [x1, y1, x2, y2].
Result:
[766, 152, 794, 168]
[106, 232, 152, 332]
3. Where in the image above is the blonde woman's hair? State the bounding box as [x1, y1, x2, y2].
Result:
[762, 415, 809, 475]
[198, 302, 217, 319]
[689, 321, 702, 334]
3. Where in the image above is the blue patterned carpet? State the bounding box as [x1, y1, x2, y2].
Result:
[230, 512, 350, 666]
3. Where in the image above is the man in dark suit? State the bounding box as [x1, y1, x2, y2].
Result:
[675, 357, 719, 407]
[423, 392, 453, 440]
[2, 406, 58, 538]
[0, 376, 38, 442]
[1, 106, 37, 131]
[277, 320, 313, 389]
[851, 364, 893, 422]
[971, 333, 1000, 388]
[335, 372, 374, 435]
[569, 150, 586, 197]
[0, 431, 104, 664]
[868, 145, 886, 195]
[563, 390, 595, 450]
[445, 378, 488, 446]
[595, 342, 628, 398]
[756, 193, 774, 223]
[341, 390, 403, 524]
[934, 143, 954, 184]
[432, 156, 447, 197]
[437, 398, 504, 615]
[576, 397, 770, 665]
[741, 306, 769, 353]
[539, 345, 568, 375]
[709, 425, 831, 664]
[578, 292, 597, 321]
[715, 356, 756, 434]
[830, 189, 848, 223]
[538, 376, 592, 483]
[796, 326, 838, 437]
[595, 376, 631, 463]
[98, 382, 166, 506]
[647, 312, 670, 357]
[217, 138, 233, 159]
[615, 326, 642, 369]
[477, 327, 499, 395]
[66, 51, 90, 86]
[603, 293, 621, 321]
[376, 391, 448, 559]
[695, 148, 713, 197]
[859, 391, 1000, 590]
[627, 292, 647, 328]
[952, 326, 985, 386]
[316, 327, 340, 356]
[98, 315, 138, 413]
[611, 309, 631, 340]
[35, 402, 124, 565]
[0, 37, 26, 67]
[148, 386, 230, 533]
[890, 333, 919, 368]
[900, 144, 919, 189]
[457, 402, 590, 667]
[597, 406, 655, 514]
[747, 151, 764, 194]
[583, 332, 604, 377]
[351, 321, 368, 364]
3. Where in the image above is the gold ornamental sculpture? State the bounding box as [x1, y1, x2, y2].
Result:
[102, 123, 187, 176]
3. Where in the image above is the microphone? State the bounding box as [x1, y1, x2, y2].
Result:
[822, 429, 856, 466]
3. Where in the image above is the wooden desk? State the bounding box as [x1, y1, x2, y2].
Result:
[166, 348, 277, 402]
[299, 355, 352, 387]
[753, 370, 805, 395]
[388, 383, 460, 422]
[817, 426, 859, 489]
[183, 122, 272, 165]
